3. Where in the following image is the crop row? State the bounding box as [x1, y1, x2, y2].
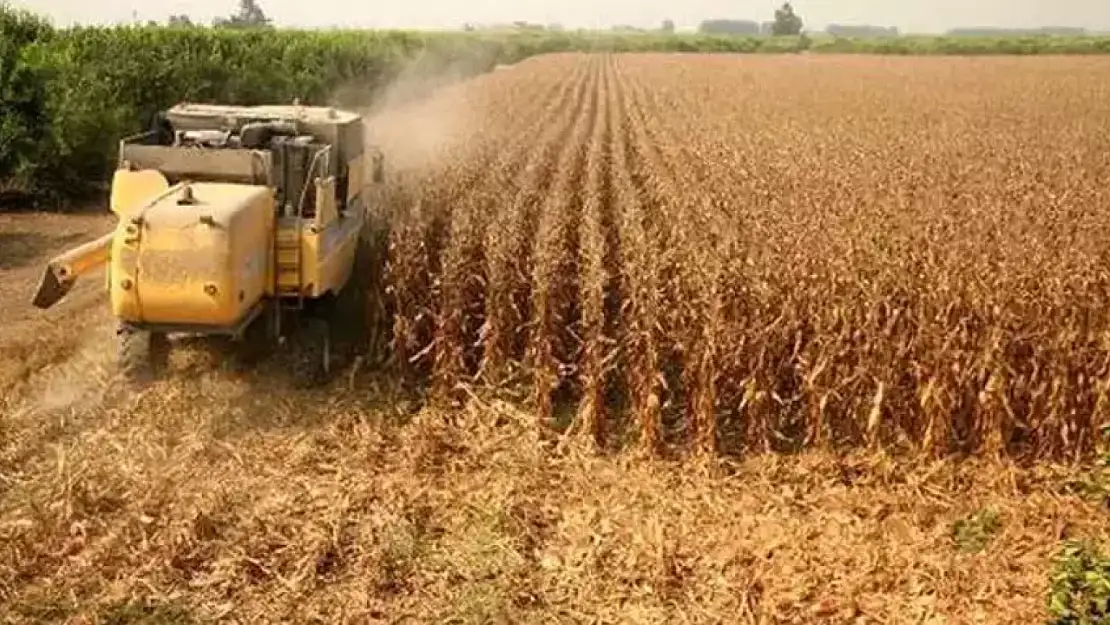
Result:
[378, 52, 1110, 460]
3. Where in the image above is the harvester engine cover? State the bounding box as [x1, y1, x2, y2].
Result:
[111, 182, 274, 330]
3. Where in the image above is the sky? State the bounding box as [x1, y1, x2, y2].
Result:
[10, 0, 1110, 34]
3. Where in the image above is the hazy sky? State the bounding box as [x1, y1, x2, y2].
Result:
[11, 0, 1110, 34]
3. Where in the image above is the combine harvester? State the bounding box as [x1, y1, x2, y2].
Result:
[30, 101, 385, 387]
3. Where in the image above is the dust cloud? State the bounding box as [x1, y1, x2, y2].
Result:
[27, 318, 117, 416]
[332, 52, 496, 178]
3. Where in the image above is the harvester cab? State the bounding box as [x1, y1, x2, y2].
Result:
[31, 101, 386, 386]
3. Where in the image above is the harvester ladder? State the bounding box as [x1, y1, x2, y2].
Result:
[275, 142, 329, 315]
[275, 214, 305, 312]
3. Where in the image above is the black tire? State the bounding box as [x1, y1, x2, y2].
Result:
[231, 315, 271, 372]
[335, 237, 371, 338]
[337, 230, 391, 368]
[290, 317, 332, 389]
[118, 325, 168, 384]
[320, 235, 376, 372]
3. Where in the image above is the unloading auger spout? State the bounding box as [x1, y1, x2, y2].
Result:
[31, 231, 114, 310]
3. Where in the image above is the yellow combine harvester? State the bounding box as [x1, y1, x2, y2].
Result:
[31, 101, 384, 386]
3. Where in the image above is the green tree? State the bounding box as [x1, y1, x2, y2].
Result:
[213, 0, 271, 28]
[772, 2, 803, 36]
[661, 19, 675, 34]
[0, 4, 51, 193]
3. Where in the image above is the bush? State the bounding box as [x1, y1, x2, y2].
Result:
[807, 34, 1110, 56]
[1048, 540, 1110, 624]
[0, 4, 51, 192]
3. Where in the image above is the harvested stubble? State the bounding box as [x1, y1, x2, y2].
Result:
[385, 53, 1110, 460]
[6, 379, 1107, 624]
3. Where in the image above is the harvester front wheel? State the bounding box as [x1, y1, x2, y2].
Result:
[230, 315, 271, 372]
[117, 325, 168, 384]
[290, 317, 331, 389]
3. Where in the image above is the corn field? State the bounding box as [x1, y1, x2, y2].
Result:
[379, 52, 1110, 460]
